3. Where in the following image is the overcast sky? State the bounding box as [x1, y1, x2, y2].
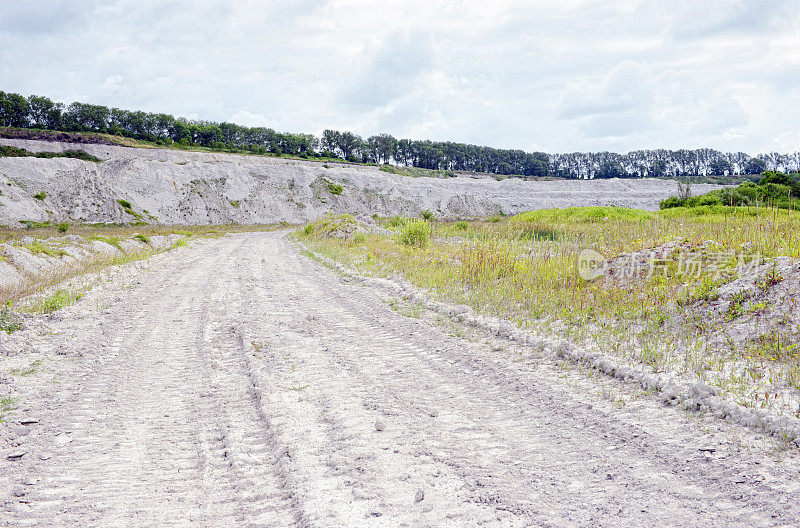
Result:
[1, 0, 798, 154]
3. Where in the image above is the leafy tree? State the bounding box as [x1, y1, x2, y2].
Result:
[0, 91, 31, 127]
[27, 95, 62, 129]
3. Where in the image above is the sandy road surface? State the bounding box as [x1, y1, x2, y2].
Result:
[2, 232, 800, 527]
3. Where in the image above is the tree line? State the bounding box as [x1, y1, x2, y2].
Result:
[1, 90, 796, 179]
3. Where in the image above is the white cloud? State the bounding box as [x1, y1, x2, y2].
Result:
[0, 0, 797, 154]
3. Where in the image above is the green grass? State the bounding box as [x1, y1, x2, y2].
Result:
[24, 289, 83, 314]
[33, 191, 46, 200]
[116, 199, 132, 209]
[514, 206, 654, 224]
[25, 241, 68, 257]
[134, 233, 150, 244]
[0, 395, 13, 422]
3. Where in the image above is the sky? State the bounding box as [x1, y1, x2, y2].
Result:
[1, 0, 798, 154]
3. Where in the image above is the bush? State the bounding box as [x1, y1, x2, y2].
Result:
[57, 222, 69, 233]
[117, 199, 132, 209]
[33, 191, 46, 200]
[398, 219, 431, 247]
[660, 196, 685, 209]
[420, 209, 434, 220]
[718, 188, 752, 207]
[134, 233, 150, 244]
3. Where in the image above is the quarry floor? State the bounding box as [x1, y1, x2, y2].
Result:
[1, 232, 799, 527]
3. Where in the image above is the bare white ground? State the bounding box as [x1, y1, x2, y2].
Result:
[1, 232, 799, 527]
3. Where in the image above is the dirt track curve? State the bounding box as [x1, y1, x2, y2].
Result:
[2, 232, 799, 527]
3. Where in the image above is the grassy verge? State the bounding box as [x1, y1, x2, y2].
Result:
[297, 207, 800, 415]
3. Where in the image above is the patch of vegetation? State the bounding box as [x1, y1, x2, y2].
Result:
[25, 241, 67, 257]
[380, 164, 456, 179]
[19, 220, 51, 230]
[297, 214, 360, 240]
[0, 395, 13, 422]
[515, 206, 654, 224]
[398, 219, 431, 247]
[11, 359, 42, 376]
[89, 235, 122, 250]
[134, 233, 150, 244]
[661, 171, 800, 211]
[0, 300, 21, 334]
[229, 199, 241, 207]
[26, 289, 83, 314]
[116, 199, 132, 209]
[420, 209, 435, 220]
[327, 180, 343, 195]
[33, 191, 46, 200]
[57, 221, 69, 233]
[0, 145, 101, 162]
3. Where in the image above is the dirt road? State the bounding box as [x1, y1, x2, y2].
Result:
[2, 232, 799, 527]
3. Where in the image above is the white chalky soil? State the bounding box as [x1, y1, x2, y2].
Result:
[1, 232, 799, 527]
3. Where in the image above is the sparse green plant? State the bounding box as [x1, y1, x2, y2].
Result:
[89, 235, 122, 250]
[420, 209, 435, 220]
[116, 199, 132, 209]
[0, 395, 13, 422]
[33, 191, 46, 200]
[302, 224, 314, 236]
[229, 199, 240, 207]
[57, 221, 69, 233]
[11, 359, 42, 376]
[454, 221, 469, 231]
[1, 300, 20, 333]
[134, 233, 151, 244]
[327, 180, 343, 195]
[26, 289, 83, 314]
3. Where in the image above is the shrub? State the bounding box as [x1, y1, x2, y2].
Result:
[117, 199, 132, 209]
[399, 219, 431, 247]
[134, 233, 150, 244]
[57, 221, 69, 233]
[33, 191, 46, 200]
[420, 209, 435, 220]
[303, 224, 314, 236]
